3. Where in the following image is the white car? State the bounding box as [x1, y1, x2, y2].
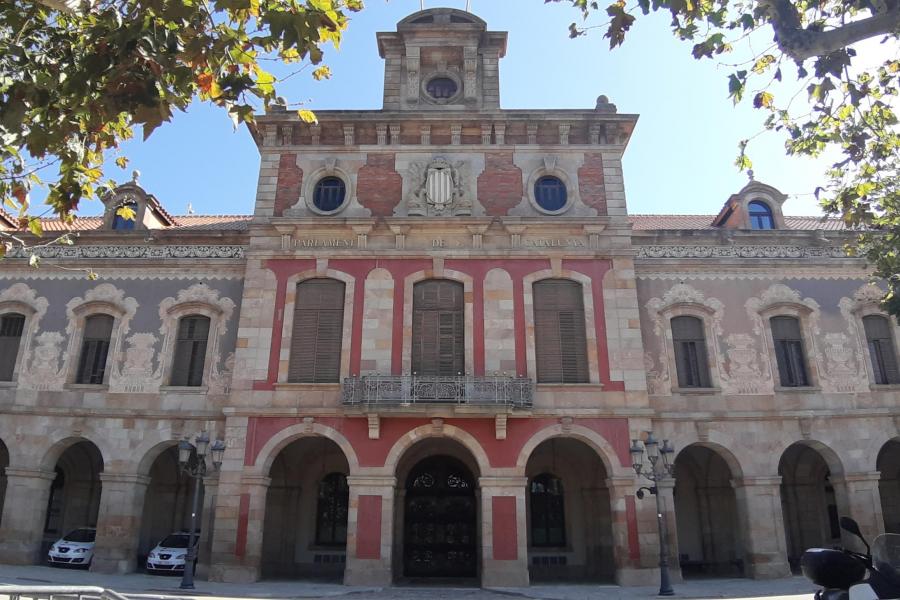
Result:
[146, 532, 198, 575]
[47, 528, 96, 568]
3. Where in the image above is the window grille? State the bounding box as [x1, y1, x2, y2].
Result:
[771, 316, 809, 387]
[315, 473, 349, 547]
[170, 315, 211, 386]
[530, 474, 566, 547]
[863, 315, 900, 385]
[76, 314, 114, 384]
[671, 315, 712, 388]
[0, 313, 25, 381]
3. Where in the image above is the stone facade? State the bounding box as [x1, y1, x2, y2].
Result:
[0, 6, 897, 591]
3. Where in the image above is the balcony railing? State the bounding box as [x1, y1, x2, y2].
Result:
[342, 374, 534, 408]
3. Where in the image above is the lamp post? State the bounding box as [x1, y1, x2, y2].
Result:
[630, 432, 676, 597]
[177, 432, 226, 590]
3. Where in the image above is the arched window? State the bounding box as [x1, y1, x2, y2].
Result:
[863, 315, 900, 385]
[771, 316, 809, 387]
[412, 280, 464, 376]
[671, 316, 711, 388]
[748, 201, 775, 230]
[534, 176, 568, 212]
[315, 473, 349, 547]
[112, 202, 137, 230]
[76, 314, 114, 384]
[426, 77, 458, 100]
[288, 279, 345, 383]
[533, 279, 589, 383]
[312, 177, 347, 213]
[0, 313, 25, 381]
[170, 315, 211, 387]
[530, 474, 566, 547]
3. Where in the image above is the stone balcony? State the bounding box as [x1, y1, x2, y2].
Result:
[341, 374, 534, 409]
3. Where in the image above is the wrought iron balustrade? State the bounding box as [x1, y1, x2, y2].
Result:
[342, 374, 533, 408]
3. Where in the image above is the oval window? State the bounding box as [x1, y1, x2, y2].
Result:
[313, 177, 347, 213]
[426, 77, 458, 100]
[534, 176, 568, 212]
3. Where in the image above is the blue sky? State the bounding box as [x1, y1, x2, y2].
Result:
[92, 0, 834, 217]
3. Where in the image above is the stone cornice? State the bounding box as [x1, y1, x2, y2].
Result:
[636, 244, 854, 260]
[5, 244, 246, 260]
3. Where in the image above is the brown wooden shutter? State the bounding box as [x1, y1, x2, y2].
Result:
[171, 315, 211, 386]
[412, 280, 464, 376]
[288, 279, 345, 383]
[533, 280, 589, 383]
[671, 316, 711, 388]
[0, 313, 26, 381]
[76, 314, 114, 384]
[770, 316, 809, 387]
[864, 315, 900, 384]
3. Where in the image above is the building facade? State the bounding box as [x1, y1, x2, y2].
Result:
[0, 7, 898, 588]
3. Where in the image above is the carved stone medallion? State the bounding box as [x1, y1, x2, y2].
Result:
[407, 157, 471, 216]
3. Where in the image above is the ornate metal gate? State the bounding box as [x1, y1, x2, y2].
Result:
[403, 456, 477, 578]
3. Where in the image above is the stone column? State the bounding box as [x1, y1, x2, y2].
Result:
[479, 476, 529, 588]
[0, 468, 56, 564]
[839, 472, 885, 552]
[732, 476, 791, 579]
[209, 474, 270, 583]
[91, 472, 150, 573]
[344, 475, 395, 586]
[196, 473, 219, 580]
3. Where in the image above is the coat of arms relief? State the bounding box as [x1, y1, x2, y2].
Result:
[406, 157, 471, 216]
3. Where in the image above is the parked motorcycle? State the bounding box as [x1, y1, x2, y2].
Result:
[801, 517, 900, 600]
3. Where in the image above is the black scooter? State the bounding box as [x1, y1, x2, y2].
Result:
[801, 517, 900, 600]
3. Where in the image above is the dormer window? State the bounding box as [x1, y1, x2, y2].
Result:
[112, 202, 137, 230]
[749, 200, 775, 230]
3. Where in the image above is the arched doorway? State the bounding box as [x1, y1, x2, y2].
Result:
[779, 443, 842, 572]
[404, 455, 477, 579]
[42, 440, 103, 563]
[877, 440, 900, 533]
[393, 437, 481, 583]
[0, 439, 8, 529]
[138, 445, 201, 568]
[261, 437, 349, 580]
[673, 444, 744, 578]
[524, 438, 614, 582]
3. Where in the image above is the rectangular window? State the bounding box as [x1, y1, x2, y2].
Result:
[0, 313, 26, 381]
[533, 280, 589, 384]
[170, 315, 211, 386]
[76, 314, 114, 384]
[864, 315, 900, 385]
[771, 316, 809, 387]
[671, 316, 711, 388]
[412, 280, 465, 377]
[288, 279, 345, 383]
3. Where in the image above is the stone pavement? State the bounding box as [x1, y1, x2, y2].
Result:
[0, 565, 815, 600]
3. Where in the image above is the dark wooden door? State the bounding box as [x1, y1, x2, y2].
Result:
[403, 456, 477, 578]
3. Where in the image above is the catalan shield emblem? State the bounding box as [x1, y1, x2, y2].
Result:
[426, 167, 453, 208]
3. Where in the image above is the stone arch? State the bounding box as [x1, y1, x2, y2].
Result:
[136, 439, 180, 477]
[515, 424, 629, 478]
[383, 423, 490, 477]
[673, 443, 746, 578]
[40, 435, 109, 473]
[778, 440, 848, 571]
[877, 438, 900, 533]
[252, 422, 360, 476]
[522, 270, 600, 383]
[278, 269, 356, 383]
[402, 269, 475, 376]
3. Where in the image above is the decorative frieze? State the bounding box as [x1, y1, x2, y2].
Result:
[637, 245, 850, 259]
[6, 245, 246, 260]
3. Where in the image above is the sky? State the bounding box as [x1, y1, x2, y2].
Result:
[88, 0, 842, 218]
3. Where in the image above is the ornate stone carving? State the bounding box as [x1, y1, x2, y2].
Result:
[0, 283, 49, 318]
[720, 333, 767, 394]
[158, 284, 236, 388]
[19, 331, 66, 390]
[114, 333, 162, 393]
[836, 283, 888, 392]
[637, 245, 850, 259]
[406, 157, 471, 216]
[819, 332, 862, 393]
[6, 245, 245, 260]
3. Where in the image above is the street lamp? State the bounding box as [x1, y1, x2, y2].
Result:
[177, 432, 226, 590]
[631, 432, 676, 596]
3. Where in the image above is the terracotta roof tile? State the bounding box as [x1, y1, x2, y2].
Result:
[32, 215, 251, 233]
[628, 214, 846, 231]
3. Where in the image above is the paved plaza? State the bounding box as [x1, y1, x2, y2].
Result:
[0, 565, 815, 600]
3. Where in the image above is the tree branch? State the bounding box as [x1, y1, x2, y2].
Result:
[763, 0, 900, 62]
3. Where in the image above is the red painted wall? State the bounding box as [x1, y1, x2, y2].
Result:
[235, 493, 251, 558]
[491, 496, 518, 560]
[356, 495, 383, 559]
